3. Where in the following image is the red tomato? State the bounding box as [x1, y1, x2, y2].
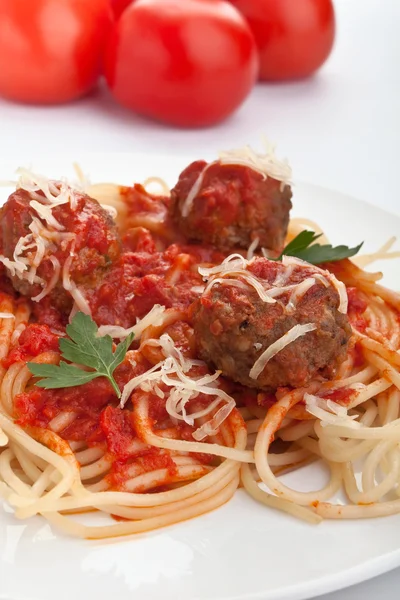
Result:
[0, 0, 113, 104]
[229, 0, 335, 80]
[111, 0, 135, 18]
[104, 0, 259, 127]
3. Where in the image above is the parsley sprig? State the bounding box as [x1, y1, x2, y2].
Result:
[28, 313, 134, 398]
[274, 230, 363, 265]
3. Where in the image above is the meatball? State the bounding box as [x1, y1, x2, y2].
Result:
[0, 186, 121, 311]
[192, 257, 351, 390]
[170, 161, 292, 252]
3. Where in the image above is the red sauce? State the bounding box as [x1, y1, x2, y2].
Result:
[121, 184, 169, 225]
[100, 405, 137, 460]
[14, 355, 151, 446]
[347, 287, 368, 314]
[134, 450, 178, 478]
[88, 244, 204, 328]
[248, 258, 279, 282]
[3, 324, 59, 368]
[108, 447, 178, 491]
[0, 267, 17, 297]
[15, 378, 116, 439]
[321, 387, 356, 406]
[162, 321, 196, 356]
[347, 287, 368, 332]
[1, 189, 121, 305]
[352, 342, 365, 367]
[32, 298, 68, 331]
[255, 392, 277, 409]
[122, 227, 158, 254]
[146, 391, 170, 424]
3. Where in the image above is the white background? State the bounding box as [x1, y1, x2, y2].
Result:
[0, 0, 399, 598]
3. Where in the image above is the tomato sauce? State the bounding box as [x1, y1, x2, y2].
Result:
[108, 448, 178, 491]
[100, 405, 137, 459]
[3, 324, 59, 368]
[1, 189, 121, 301]
[347, 287, 368, 332]
[321, 387, 356, 406]
[14, 354, 151, 445]
[87, 243, 210, 328]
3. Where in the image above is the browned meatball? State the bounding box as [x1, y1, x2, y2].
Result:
[0, 186, 121, 312]
[192, 257, 351, 390]
[170, 161, 292, 252]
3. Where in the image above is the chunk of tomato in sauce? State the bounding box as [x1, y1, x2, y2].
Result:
[100, 405, 137, 460]
[3, 324, 59, 368]
[14, 354, 151, 444]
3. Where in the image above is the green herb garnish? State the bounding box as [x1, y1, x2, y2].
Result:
[275, 230, 363, 265]
[28, 313, 133, 398]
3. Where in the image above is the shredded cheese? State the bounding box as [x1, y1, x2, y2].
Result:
[0, 255, 28, 278]
[286, 277, 316, 314]
[120, 334, 235, 440]
[1, 169, 85, 306]
[219, 140, 292, 188]
[198, 254, 248, 278]
[180, 162, 213, 218]
[69, 287, 92, 316]
[16, 167, 77, 208]
[250, 324, 317, 380]
[282, 255, 348, 314]
[305, 393, 361, 429]
[97, 305, 167, 340]
[32, 257, 61, 303]
[247, 238, 260, 260]
[181, 140, 292, 218]
[199, 255, 278, 304]
[199, 254, 315, 307]
[62, 242, 91, 316]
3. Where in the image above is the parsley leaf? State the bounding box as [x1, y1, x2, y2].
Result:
[274, 230, 363, 265]
[28, 313, 134, 398]
[276, 230, 322, 260]
[294, 241, 364, 264]
[27, 362, 105, 389]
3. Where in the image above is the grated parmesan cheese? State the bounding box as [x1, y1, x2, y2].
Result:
[250, 324, 317, 380]
[119, 333, 235, 440]
[219, 140, 292, 188]
[247, 237, 260, 260]
[305, 393, 361, 429]
[286, 277, 316, 314]
[61, 242, 91, 315]
[16, 167, 78, 209]
[282, 255, 348, 313]
[97, 305, 167, 340]
[32, 256, 61, 303]
[1, 169, 85, 306]
[180, 140, 292, 218]
[199, 254, 317, 307]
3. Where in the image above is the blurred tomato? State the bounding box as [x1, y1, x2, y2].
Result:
[0, 0, 113, 104]
[229, 0, 335, 80]
[111, 0, 135, 18]
[104, 0, 259, 127]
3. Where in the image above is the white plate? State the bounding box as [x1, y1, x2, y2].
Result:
[1, 154, 400, 600]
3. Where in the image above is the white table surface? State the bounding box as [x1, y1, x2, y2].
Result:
[0, 0, 399, 598]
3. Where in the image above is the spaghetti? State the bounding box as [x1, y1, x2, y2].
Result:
[1, 154, 400, 540]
